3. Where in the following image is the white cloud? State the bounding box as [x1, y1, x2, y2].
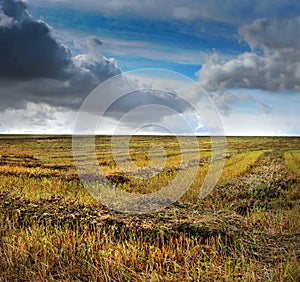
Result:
[239, 17, 300, 51]
[0, 102, 76, 134]
[207, 91, 272, 117]
[198, 17, 300, 92]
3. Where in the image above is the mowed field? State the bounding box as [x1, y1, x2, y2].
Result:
[0, 136, 299, 281]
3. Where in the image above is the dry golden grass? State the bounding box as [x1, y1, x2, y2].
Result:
[0, 136, 299, 281]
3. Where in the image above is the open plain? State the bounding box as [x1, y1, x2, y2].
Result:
[0, 136, 299, 281]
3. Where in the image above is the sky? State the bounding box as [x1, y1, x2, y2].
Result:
[0, 0, 300, 135]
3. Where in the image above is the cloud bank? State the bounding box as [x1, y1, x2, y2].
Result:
[0, 0, 210, 133]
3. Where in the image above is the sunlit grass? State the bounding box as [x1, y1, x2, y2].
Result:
[284, 150, 300, 178]
[218, 150, 270, 184]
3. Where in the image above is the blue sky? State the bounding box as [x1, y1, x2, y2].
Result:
[0, 0, 300, 135]
[29, 5, 246, 78]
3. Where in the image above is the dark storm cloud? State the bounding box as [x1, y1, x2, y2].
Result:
[0, 0, 121, 110]
[0, 0, 72, 79]
[0, 0, 194, 123]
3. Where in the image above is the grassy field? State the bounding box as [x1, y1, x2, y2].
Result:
[0, 136, 299, 281]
